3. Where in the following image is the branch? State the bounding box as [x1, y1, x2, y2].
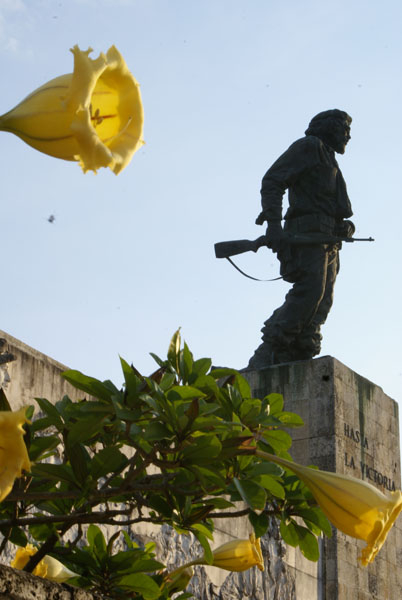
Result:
[210, 507, 279, 519]
[0, 509, 131, 529]
[6, 473, 176, 503]
[209, 508, 250, 518]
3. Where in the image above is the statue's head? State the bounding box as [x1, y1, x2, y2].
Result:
[305, 109, 352, 154]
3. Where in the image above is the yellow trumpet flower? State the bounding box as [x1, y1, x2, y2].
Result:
[208, 533, 264, 572]
[11, 544, 78, 583]
[0, 407, 31, 502]
[188, 533, 264, 572]
[166, 533, 263, 585]
[256, 449, 402, 566]
[0, 45, 144, 174]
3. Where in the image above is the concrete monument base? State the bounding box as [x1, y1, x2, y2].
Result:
[244, 356, 402, 600]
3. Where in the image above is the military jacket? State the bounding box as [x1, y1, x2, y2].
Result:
[260, 135, 353, 222]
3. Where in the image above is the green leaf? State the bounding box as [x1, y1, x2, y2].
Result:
[188, 465, 226, 489]
[279, 520, 320, 561]
[120, 357, 142, 394]
[261, 429, 292, 453]
[147, 495, 173, 519]
[248, 511, 269, 538]
[294, 523, 320, 561]
[29, 416, 55, 433]
[111, 399, 140, 422]
[28, 435, 59, 462]
[192, 375, 219, 395]
[181, 435, 222, 462]
[0, 388, 11, 411]
[256, 475, 285, 499]
[266, 393, 284, 414]
[298, 508, 332, 538]
[149, 352, 166, 368]
[87, 525, 107, 562]
[106, 531, 121, 556]
[279, 519, 299, 547]
[167, 386, 206, 400]
[67, 417, 104, 445]
[121, 530, 136, 549]
[191, 523, 214, 540]
[8, 527, 28, 547]
[179, 342, 193, 382]
[31, 463, 78, 486]
[61, 370, 113, 402]
[29, 522, 57, 541]
[205, 497, 235, 510]
[116, 573, 161, 599]
[233, 373, 251, 399]
[247, 462, 283, 478]
[143, 422, 173, 442]
[73, 400, 114, 418]
[64, 547, 99, 570]
[66, 442, 90, 485]
[111, 555, 164, 574]
[35, 398, 64, 430]
[158, 372, 177, 391]
[233, 478, 266, 510]
[240, 399, 262, 424]
[278, 411, 304, 427]
[167, 329, 181, 372]
[209, 367, 239, 379]
[25, 405, 35, 420]
[90, 447, 128, 480]
[54, 395, 74, 419]
[191, 358, 212, 378]
[194, 531, 213, 564]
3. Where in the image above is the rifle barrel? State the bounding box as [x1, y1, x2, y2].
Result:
[214, 234, 374, 259]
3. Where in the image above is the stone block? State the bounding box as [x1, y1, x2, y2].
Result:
[245, 355, 402, 600]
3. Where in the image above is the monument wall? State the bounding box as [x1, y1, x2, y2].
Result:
[245, 357, 402, 600]
[0, 330, 88, 409]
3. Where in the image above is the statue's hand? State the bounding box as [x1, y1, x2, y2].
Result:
[336, 219, 355, 238]
[265, 221, 284, 252]
[255, 211, 267, 226]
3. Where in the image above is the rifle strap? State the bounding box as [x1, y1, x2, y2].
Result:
[226, 257, 283, 282]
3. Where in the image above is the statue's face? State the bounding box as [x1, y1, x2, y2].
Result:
[328, 121, 351, 154]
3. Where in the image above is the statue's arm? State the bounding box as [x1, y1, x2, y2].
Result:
[257, 136, 321, 224]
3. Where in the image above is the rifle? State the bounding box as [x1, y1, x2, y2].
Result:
[214, 233, 375, 259]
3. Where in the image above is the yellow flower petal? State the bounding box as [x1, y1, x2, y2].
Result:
[11, 545, 47, 578]
[11, 545, 78, 582]
[257, 450, 402, 566]
[0, 407, 31, 502]
[42, 554, 78, 583]
[0, 45, 144, 174]
[196, 533, 264, 572]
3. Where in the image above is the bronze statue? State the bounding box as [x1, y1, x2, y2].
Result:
[247, 109, 355, 368]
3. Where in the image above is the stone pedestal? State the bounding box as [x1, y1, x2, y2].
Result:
[245, 356, 402, 600]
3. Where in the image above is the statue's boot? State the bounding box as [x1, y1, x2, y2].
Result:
[247, 341, 300, 370]
[246, 342, 275, 369]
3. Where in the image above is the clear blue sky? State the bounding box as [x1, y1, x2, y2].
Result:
[1, 0, 402, 418]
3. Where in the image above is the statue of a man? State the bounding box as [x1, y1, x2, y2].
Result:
[247, 109, 354, 369]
